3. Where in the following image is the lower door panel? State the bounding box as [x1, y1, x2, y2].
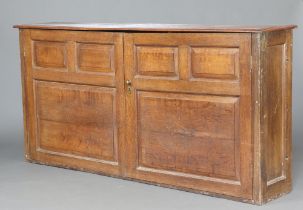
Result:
[33, 81, 121, 175]
[136, 91, 240, 183]
[127, 90, 249, 198]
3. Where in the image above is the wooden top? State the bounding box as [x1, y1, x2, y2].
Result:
[14, 22, 297, 33]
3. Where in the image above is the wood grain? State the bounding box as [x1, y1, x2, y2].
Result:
[137, 91, 239, 180]
[33, 41, 67, 70]
[265, 44, 286, 185]
[77, 43, 114, 73]
[35, 81, 117, 161]
[136, 46, 178, 77]
[261, 30, 293, 203]
[191, 47, 239, 79]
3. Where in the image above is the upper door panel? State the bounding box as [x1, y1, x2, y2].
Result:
[124, 33, 251, 96]
[29, 30, 123, 87]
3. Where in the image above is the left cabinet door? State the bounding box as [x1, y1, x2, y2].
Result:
[20, 29, 125, 176]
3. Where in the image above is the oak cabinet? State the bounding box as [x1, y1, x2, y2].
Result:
[15, 23, 296, 204]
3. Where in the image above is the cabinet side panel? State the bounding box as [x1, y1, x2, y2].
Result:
[19, 29, 36, 160]
[19, 29, 30, 159]
[265, 44, 286, 184]
[261, 30, 292, 203]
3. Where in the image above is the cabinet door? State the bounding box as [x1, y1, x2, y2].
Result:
[124, 33, 252, 199]
[21, 30, 125, 176]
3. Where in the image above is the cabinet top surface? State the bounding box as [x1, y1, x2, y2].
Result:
[14, 22, 297, 33]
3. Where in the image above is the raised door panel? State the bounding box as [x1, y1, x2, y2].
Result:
[135, 46, 178, 78]
[77, 43, 114, 73]
[137, 91, 240, 182]
[191, 47, 239, 80]
[21, 30, 125, 176]
[36, 81, 117, 162]
[124, 33, 252, 199]
[33, 41, 67, 70]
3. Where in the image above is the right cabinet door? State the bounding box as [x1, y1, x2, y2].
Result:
[124, 33, 252, 199]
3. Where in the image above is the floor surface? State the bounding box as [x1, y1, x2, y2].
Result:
[0, 127, 302, 210]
